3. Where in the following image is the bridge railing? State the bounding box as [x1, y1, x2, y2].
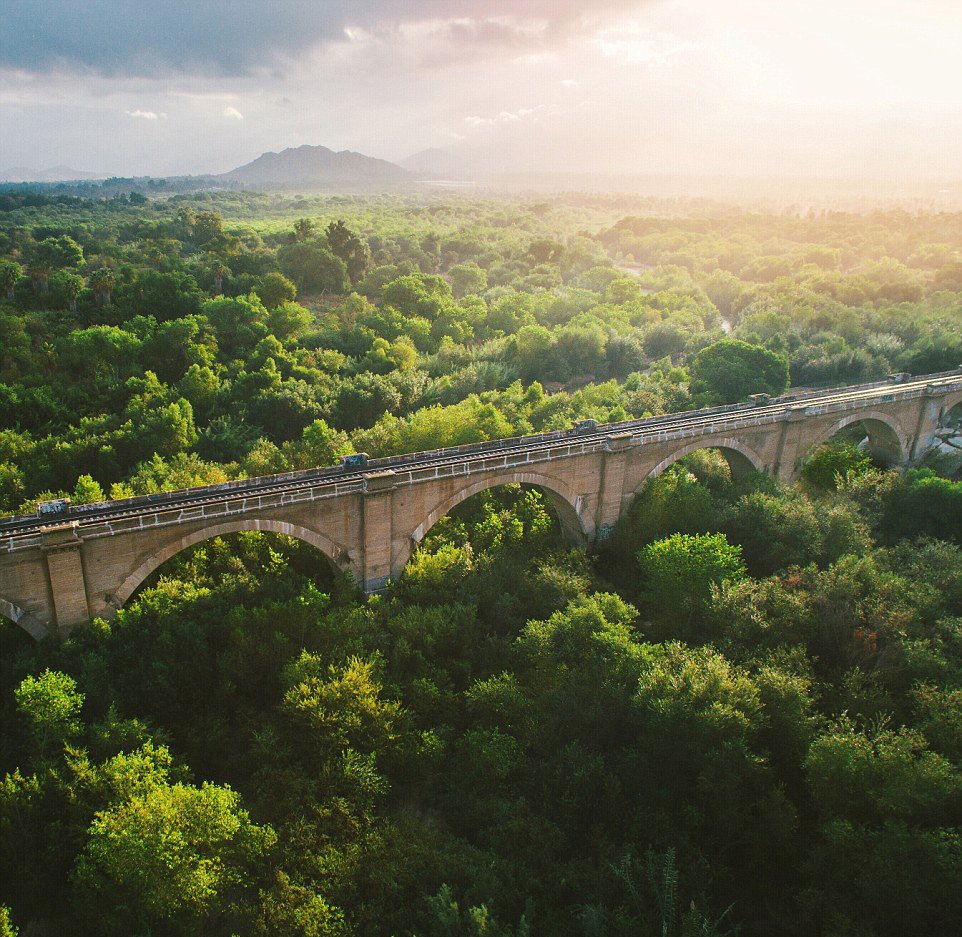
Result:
[1, 367, 959, 532]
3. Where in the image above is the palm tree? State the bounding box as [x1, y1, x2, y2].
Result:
[89, 266, 115, 307]
[0, 261, 20, 301]
[291, 217, 315, 243]
[63, 273, 81, 312]
[28, 261, 51, 294]
[210, 258, 230, 296]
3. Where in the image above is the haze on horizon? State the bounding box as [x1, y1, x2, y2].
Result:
[2, 0, 960, 186]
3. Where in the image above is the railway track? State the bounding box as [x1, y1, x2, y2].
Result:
[1, 369, 959, 541]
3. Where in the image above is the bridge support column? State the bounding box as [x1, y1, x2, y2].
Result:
[773, 406, 810, 483]
[42, 523, 90, 637]
[595, 433, 632, 542]
[361, 471, 396, 593]
[909, 389, 947, 461]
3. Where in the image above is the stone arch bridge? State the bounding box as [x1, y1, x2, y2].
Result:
[2, 370, 960, 639]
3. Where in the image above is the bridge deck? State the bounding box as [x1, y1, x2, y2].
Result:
[1, 369, 959, 551]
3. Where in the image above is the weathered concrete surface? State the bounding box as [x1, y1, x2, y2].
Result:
[2, 373, 960, 639]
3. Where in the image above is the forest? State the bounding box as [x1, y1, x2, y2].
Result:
[1, 189, 961, 937]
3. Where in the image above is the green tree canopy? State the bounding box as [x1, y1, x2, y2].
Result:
[691, 339, 790, 403]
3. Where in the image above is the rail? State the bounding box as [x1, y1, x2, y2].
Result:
[1, 367, 959, 544]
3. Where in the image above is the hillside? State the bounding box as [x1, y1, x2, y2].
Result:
[0, 165, 104, 183]
[220, 144, 410, 189]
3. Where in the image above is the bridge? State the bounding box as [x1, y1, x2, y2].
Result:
[2, 369, 960, 640]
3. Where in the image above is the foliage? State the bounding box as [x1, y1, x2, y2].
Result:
[690, 339, 790, 404]
[2, 191, 962, 937]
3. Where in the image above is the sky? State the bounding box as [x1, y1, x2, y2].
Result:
[2, 0, 961, 181]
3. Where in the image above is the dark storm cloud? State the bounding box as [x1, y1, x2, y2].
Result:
[2, 0, 643, 77]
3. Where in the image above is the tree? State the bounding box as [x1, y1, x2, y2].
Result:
[202, 294, 268, 357]
[0, 906, 18, 937]
[0, 315, 30, 373]
[208, 257, 230, 296]
[283, 419, 353, 469]
[27, 236, 83, 295]
[721, 491, 821, 575]
[77, 780, 275, 927]
[264, 301, 309, 341]
[638, 532, 746, 629]
[60, 325, 142, 380]
[0, 260, 21, 301]
[48, 270, 84, 312]
[14, 670, 84, 757]
[381, 274, 452, 319]
[325, 220, 370, 284]
[282, 653, 400, 762]
[88, 266, 116, 307]
[878, 469, 962, 544]
[800, 442, 874, 492]
[643, 321, 688, 360]
[527, 239, 565, 264]
[189, 210, 224, 246]
[278, 241, 350, 294]
[118, 270, 204, 321]
[34, 235, 84, 270]
[255, 272, 297, 309]
[690, 339, 790, 403]
[448, 262, 487, 299]
[513, 324, 554, 379]
[72, 474, 105, 504]
[290, 217, 316, 243]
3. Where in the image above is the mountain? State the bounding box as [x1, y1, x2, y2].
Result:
[399, 147, 470, 179]
[220, 144, 409, 189]
[0, 165, 104, 182]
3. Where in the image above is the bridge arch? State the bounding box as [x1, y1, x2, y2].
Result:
[110, 518, 353, 613]
[642, 438, 766, 489]
[400, 470, 588, 575]
[942, 394, 962, 426]
[0, 595, 48, 640]
[802, 410, 908, 472]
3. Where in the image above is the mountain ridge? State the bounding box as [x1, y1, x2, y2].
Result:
[219, 144, 409, 188]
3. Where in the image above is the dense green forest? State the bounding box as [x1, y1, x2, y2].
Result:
[1, 190, 961, 936]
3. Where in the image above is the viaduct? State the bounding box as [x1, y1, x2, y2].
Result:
[2, 370, 960, 640]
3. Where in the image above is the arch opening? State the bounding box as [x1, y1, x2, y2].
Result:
[400, 473, 589, 579]
[644, 440, 766, 492]
[804, 413, 906, 473]
[932, 401, 962, 478]
[942, 400, 962, 433]
[111, 519, 352, 614]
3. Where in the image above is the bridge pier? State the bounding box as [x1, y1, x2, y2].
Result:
[41, 523, 90, 638]
[909, 389, 948, 461]
[361, 471, 397, 593]
[595, 433, 632, 541]
[0, 370, 958, 640]
[773, 406, 810, 482]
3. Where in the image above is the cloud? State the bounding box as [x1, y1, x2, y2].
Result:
[126, 109, 166, 119]
[463, 104, 546, 129]
[1, 0, 645, 77]
[596, 25, 702, 66]
[223, 106, 244, 120]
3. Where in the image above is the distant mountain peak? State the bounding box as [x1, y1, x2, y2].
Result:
[0, 165, 104, 183]
[220, 144, 409, 189]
